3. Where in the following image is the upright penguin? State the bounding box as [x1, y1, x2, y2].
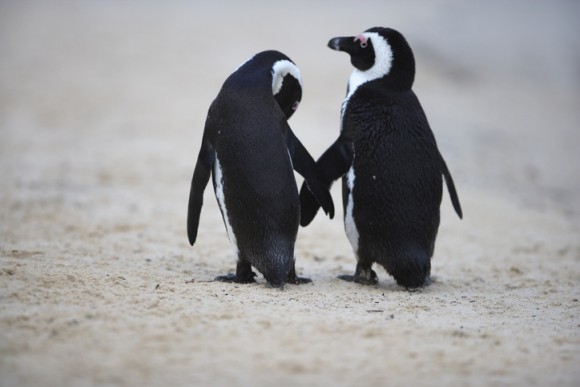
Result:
[188, 50, 334, 288]
[300, 27, 462, 289]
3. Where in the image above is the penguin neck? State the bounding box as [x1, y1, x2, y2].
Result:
[346, 69, 371, 101]
[341, 69, 414, 124]
[346, 68, 413, 100]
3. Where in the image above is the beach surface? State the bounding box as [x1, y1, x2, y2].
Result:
[1, 1, 579, 386]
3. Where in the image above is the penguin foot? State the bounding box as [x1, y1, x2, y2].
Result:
[338, 274, 356, 282]
[338, 268, 378, 285]
[215, 271, 257, 284]
[286, 275, 312, 285]
[284, 265, 312, 285]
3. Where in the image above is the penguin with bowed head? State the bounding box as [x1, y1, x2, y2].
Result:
[188, 50, 335, 288]
[300, 27, 462, 289]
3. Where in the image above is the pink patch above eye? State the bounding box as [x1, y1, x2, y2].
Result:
[354, 34, 368, 44]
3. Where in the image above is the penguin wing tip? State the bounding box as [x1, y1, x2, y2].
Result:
[300, 214, 315, 227]
[327, 205, 335, 219]
[322, 201, 335, 219]
[187, 231, 197, 246]
[300, 206, 319, 227]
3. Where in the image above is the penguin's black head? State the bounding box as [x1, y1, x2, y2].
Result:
[328, 34, 376, 71]
[229, 50, 303, 120]
[328, 27, 415, 90]
[271, 58, 303, 119]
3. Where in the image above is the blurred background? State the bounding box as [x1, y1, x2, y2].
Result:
[1, 0, 579, 288]
[1, 0, 579, 229]
[0, 0, 580, 218]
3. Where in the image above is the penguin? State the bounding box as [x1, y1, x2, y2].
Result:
[187, 50, 335, 288]
[299, 27, 462, 289]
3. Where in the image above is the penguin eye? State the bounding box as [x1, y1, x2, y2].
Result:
[292, 101, 300, 110]
[355, 35, 368, 48]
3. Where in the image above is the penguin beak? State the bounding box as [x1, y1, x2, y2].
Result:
[328, 36, 357, 53]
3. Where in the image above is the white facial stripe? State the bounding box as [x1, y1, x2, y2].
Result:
[271, 59, 303, 95]
[344, 164, 359, 255]
[214, 154, 239, 260]
[346, 32, 393, 101]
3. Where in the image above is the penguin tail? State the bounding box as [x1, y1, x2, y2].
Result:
[257, 248, 295, 288]
[389, 247, 431, 290]
[263, 265, 288, 289]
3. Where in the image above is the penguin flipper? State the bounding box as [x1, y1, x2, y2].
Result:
[440, 156, 463, 219]
[299, 136, 353, 226]
[286, 127, 335, 220]
[187, 140, 215, 245]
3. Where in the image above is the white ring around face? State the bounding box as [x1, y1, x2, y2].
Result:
[346, 32, 393, 100]
[271, 59, 303, 95]
[359, 32, 393, 80]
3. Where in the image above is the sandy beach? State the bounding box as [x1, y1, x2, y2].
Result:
[1, 1, 579, 386]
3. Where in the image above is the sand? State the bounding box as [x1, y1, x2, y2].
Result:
[1, 1, 579, 386]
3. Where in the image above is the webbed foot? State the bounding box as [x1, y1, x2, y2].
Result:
[285, 265, 312, 285]
[286, 275, 312, 285]
[338, 266, 378, 285]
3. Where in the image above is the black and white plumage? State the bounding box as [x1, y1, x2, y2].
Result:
[187, 50, 334, 288]
[300, 27, 462, 289]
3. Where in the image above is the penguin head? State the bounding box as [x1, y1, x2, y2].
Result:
[271, 57, 303, 119]
[229, 51, 303, 119]
[328, 27, 415, 91]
